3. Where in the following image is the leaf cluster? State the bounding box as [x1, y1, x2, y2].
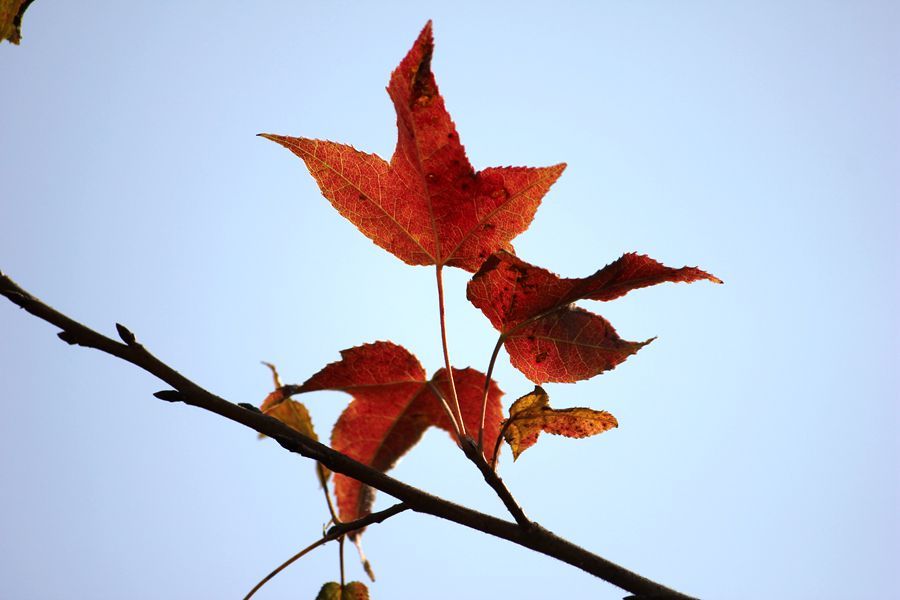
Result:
[252, 21, 720, 597]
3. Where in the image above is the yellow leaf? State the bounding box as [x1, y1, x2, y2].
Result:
[503, 386, 618, 460]
[0, 0, 33, 45]
[258, 363, 330, 484]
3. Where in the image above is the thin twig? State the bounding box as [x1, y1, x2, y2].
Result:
[460, 438, 530, 528]
[431, 380, 529, 527]
[243, 537, 328, 600]
[0, 270, 698, 600]
[243, 503, 408, 600]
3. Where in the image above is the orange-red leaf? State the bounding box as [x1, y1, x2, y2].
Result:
[468, 250, 722, 331]
[504, 308, 653, 384]
[260, 22, 565, 272]
[467, 251, 721, 383]
[503, 386, 618, 460]
[297, 342, 503, 525]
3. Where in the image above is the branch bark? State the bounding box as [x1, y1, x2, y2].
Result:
[0, 270, 698, 600]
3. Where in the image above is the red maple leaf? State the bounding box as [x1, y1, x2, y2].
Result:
[295, 342, 503, 526]
[467, 251, 722, 383]
[260, 21, 565, 272]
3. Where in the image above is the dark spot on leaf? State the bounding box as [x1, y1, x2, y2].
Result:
[535, 352, 548, 363]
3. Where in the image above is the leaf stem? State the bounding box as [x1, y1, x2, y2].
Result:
[477, 334, 506, 451]
[491, 418, 513, 471]
[339, 535, 346, 588]
[427, 381, 464, 443]
[435, 265, 466, 437]
[320, 464, 338, 523]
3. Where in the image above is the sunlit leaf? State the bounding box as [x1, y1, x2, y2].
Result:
[503, 386, 618, 460]
[468, 251, 720, 382]
[260, 21, 564, 272]
[297, 342, 502, 528]
[258, 362, 329, 484]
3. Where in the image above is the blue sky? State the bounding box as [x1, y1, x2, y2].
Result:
[1, 2, 897, 599]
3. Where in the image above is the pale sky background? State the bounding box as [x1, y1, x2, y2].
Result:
[1, 2, 898, 599]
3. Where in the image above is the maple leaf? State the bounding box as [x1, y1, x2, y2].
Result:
[467, 250, 721, 383]
[501, 386, 618, 461]
[295, 341, 503, 526]
[0, 0, 32, 45]
[258, 362, 329, 485]
[260, 21, 565, 272]
[315, 581, 370, 600]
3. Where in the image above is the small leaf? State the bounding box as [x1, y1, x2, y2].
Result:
[257, 363, 329, 484]
[263, 399, 316, 439]
[315, 581, 370, 600]
[260, 21, 564, 272]
[0, 0, 33, 45]
[298, 342, 502, 529]
[503, 386, 618, 460]
[467, 251, 720, 383]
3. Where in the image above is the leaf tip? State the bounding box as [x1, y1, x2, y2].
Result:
[420, 19, 434, 39]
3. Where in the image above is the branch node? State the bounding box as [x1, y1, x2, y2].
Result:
[238, 402, 262, 413]
[153, 390, 184, 403]
[115, 323, 137, 346]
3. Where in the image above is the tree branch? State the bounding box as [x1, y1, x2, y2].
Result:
[0, 270, 698, 600]
[460, 437, 530, 528]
